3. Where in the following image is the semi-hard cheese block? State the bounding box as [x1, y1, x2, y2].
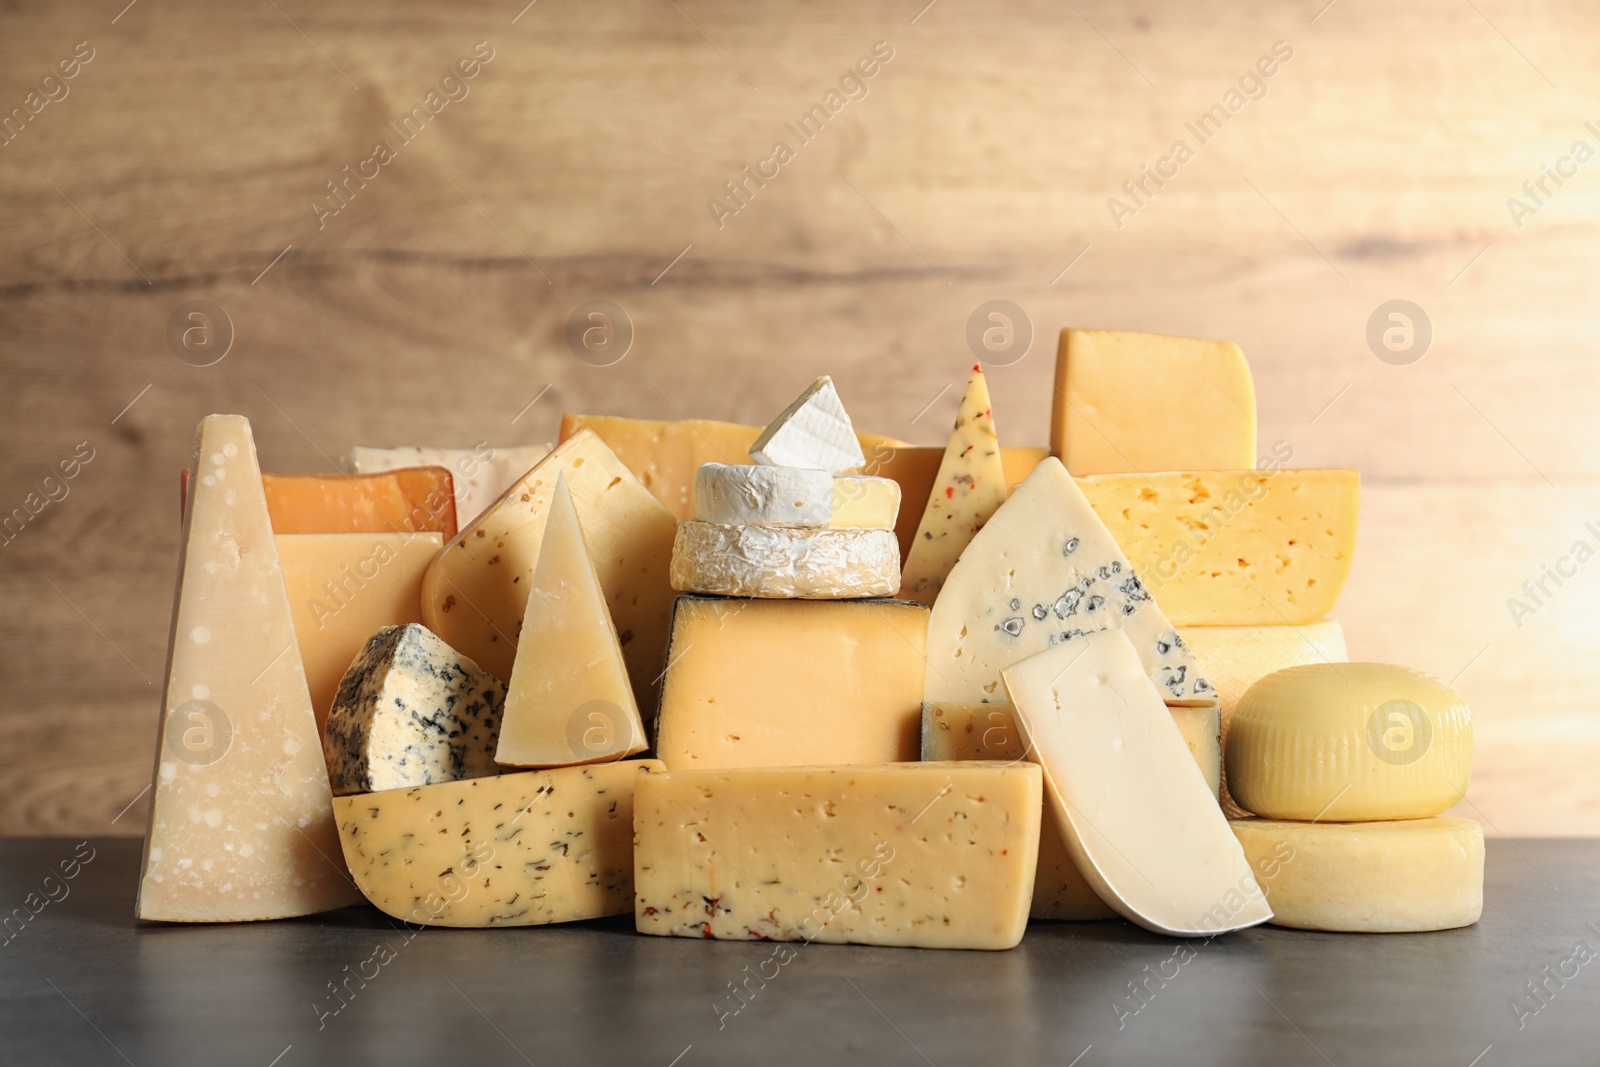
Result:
[336, 760, 662, 927]
[1231, 818, 1484, 932]
[861, 444, 1048, 558]
[693, 463, 833, 526]
[634, 762, 1041, 949]
[925, 457, 1214, 707]
[830, 474, 900, 529]
[655, 597, 927, 770]
[1080, 469, 1360, 626]
[347, 444, 552, 526]
[900, 364, 1007, 607]
[323, 624, 505, 795]
[1003, 630, 1271, 936]
[420, 430, 676, 721]
[1226, 663, 1472, 821]
[138, 415, 360, 922]
[497, 475, 647, 768]
[262, 469, 458, 539]
[277, 532, 440, 732]
[669, 521, 900, 599]
[1170, 705, 1222, 800]
[749, 376, 865, 473]
[1051, 328, 1257, 475]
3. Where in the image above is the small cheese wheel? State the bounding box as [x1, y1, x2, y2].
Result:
[830, 474, 900, 529]
[1225, 663, 1471, 821]
[693, 463, 832, 526]
[669, 521, 900, 598]
[1230, 817, 1484, 932]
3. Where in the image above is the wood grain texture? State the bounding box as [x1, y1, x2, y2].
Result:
[2, 0, 1597, 836]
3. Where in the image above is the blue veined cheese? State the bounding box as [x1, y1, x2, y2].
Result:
[669, 521, 900, 598]
[324, 623, 505, 795]
[693, 462, 833, 526]
[925, 457, 1213, 706]
[749, 376, 867, 474]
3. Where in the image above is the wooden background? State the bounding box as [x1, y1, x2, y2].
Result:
[3, 0, 1597, 837]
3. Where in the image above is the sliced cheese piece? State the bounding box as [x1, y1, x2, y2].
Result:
[497, 474, 647, 768]
[1051, 328, 1257, 475]
[900, 364, 1007, 607]
[335, 761, 663, 927]
[633, 762, 1041, 949]
[1002, 629, 1271, 936]
[925, 457, 1214, 707]
[669, 521, 899, 599]
[138, 414, 360, 922]
[419, 430, 676, 723]
[1225, 663, 1472, 821]
[830, 474, 900, 529]
[1170, 705, 1223, 801]
[749, 376, 866, 473]
[693, 463, 833, 526]
[262, 469, 458, 539]
[277, 532, 440, 732]
[1231, 818, 1484, 932]
[862, 444, 1048, 558]
[347, 444, 552, 526]
[1080, 469, 1360, 626]
[655, 597, 927, 770]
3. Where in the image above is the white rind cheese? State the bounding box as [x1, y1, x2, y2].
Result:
[324, 624, 505, 796]
[669, 520, 900, 599]
[749, 376, 867, 473]
[831, 474, 900, 529]
[693, 462, 833, 526]
[347, 444, 552, 525]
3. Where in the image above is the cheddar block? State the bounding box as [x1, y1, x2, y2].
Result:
[1080, 469, 1360, 626]
[1231, 818, 1484, 932]
[1003, 630, 1270, 936]
[138, 415, 360, 922]
[497, 474, 647, 768]
[861, 444, 1047, 558]
[669, 521, 900, 599]
[749, 376, 865, 473]
[633, 762, 1041, 949]
[655, 597, 927, 770]
[1051, 328, 1257, 475]
[694, 463, 833, 526]
[336, 761, 663, 927]
[830, 474, 900, 529]
[419, 431, 676, 722]
[277, 532, 440, 732]
[262, 469, 458, 539]
[347, 444, 552, 525]
[1226, 663, 1472, 821]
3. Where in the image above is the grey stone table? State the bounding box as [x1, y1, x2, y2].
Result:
[1, 838, 1595, 1066]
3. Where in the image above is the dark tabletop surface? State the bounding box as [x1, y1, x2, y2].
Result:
[1, 837, 1596, 1066]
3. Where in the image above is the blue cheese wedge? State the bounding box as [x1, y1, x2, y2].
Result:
[324, 623, 505, 795]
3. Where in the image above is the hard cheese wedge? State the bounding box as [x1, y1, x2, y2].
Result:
[1003, 629, 1270, 936]
[749, 375, 865, 473]
[655, 597, 927, 770]
[634, 762, 1041, 949]
[1051, 328, 1257, 475]
[347, 444, 552, 526]
[669, 521, 900, 599]
[138, 415, 360, 922]
[900, 364, 1007, 607]
[1080, 469, 1360, 626]
[262, 469, 458, 539]
[420, 430, 676, 722]
[335, 761, 663, 927]
[925, 457, 1213, 707]
[1231, 818, 1484, 932]
[496, 474, 647, 768]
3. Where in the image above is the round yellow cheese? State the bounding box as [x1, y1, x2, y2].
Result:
[1225, 663, 1471, 821]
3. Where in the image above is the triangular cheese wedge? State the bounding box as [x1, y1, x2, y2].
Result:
[496, 474, 647, 767]
[749, 376, 865, 473]
[137, 415, 360, 922]
[899, 364, 1006, 605]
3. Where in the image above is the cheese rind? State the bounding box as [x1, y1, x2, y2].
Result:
[830, 474, 900, 530]
[693, 463, 833, 526]
[633, 762, 1041, 949]
[669, 521, 900, 599]
[1231, 818, 1484, 932]
[336, 761, 662, 927]
[347, 444, 552, 526]
[749, 376, 866, 473]
[261, 469, 458, 539]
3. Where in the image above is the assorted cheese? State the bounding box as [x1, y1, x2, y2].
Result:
[347, 444, 552, 526]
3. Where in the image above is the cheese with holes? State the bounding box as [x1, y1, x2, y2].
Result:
[1051, 329, 1257, 475]
[860, 444, 1048, 557]
[1226, 663, 1472, 821]
[419, 430, 676, 723]
[925, 457, 1213, 706]
[1003, 630, 1270, 936]
[669, 521, 899, 598]
[347, 444, 552, 525]
[336, 761, 662, 927]
[655, 597, 927, 770]
[749, 376, 866, 473]
[324, 624, 505, 795]
[1231, 818, 1484, 932]
[830, 474, 900, 529]
[138, 414, 360, 922]
[497, 474, 646, 768]
[1080, 469, 1360, 626]
[633, 762, 1041, 949]
[900, 365, 1007, 606]
[693, 463, 833, 526]
[277, 532, 440, 732]
[261, 469, 458, 539]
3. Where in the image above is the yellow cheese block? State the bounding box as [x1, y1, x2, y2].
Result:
[1080, 469, 1360, 626]
[655, 597, 927, 770]
[1231, 818, 1484, 932]
[830, 474, 901, 529]
[1226, 663, 1472, 821]
[335, 761, 662, 927]
[1051, 328, 1257, 475]
[633, 762, 1041, 949]
[1169, 705, 1223, 800]
[864, 444, 1048, 558]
